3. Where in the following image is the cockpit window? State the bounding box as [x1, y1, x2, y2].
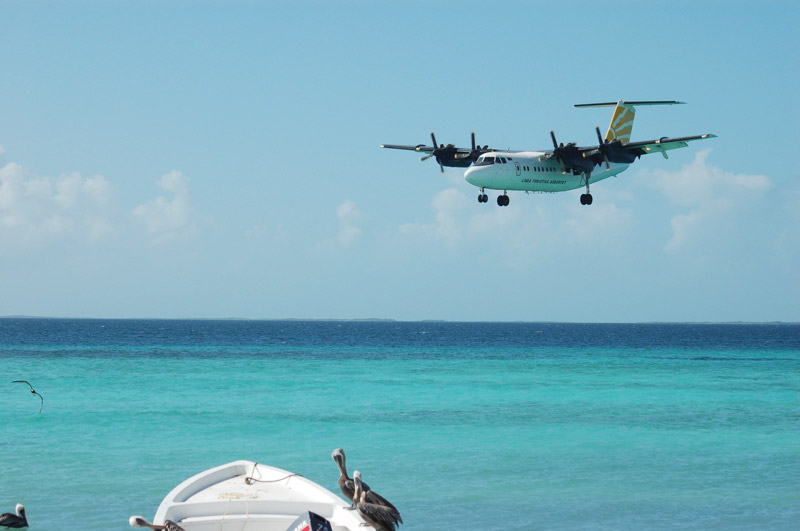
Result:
[475, 156, 495, 166]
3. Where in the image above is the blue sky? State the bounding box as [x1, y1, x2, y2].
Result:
[1, 1, 798, 321]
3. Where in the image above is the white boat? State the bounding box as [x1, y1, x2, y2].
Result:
[141, 460, 368, 531]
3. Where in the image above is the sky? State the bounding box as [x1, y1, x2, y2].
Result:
[0, 0, 798, 322]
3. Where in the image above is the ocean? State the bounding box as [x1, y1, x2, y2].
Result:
[1, 319, 798, 529]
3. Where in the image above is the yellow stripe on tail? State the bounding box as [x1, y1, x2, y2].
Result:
[606, 102, 636, 143]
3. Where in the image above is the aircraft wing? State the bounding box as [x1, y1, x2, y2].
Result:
[380, 143, 473, 155]
[619, 134, 717, 157]
[381, 143, 433, 153]
[539, 133, 716, 173]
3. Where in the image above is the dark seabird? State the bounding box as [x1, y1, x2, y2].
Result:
[353, 471, 402, 531]
[12, 381, 43, 413]
[129, 515, 185, 530]
[331, 448, 401, 518]
[0, 504, 28, 528]
[332, 448, 358, 505]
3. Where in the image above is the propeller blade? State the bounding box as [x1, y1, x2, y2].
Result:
[595, 126, 610, 168]
[550, 130, 558, 149]
[430, 132, 438, 150]
[471, 132, 476, 152]
[439, 162, 444, 173]
[420, 154, 435, 161]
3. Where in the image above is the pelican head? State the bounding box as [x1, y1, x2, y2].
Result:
[15, 504, 25, 517]
[352, 470, 363, 497]
[332, 448, 347, 473]
[129, 515, 156, 528]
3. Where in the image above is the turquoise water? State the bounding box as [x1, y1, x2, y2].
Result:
[1, 320, 798, 529]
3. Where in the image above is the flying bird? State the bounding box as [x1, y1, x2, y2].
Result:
[129, 515, 185, 530]
[331, 448, 400, 517]
[0, 503, 28, 528]
[12, 381, 43, 413]
[353, 471, 402, 531]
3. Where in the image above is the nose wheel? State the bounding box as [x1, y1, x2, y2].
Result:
[478, 193, 489, 203]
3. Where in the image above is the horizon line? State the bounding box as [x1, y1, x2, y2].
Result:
[0, 316, 797, 325]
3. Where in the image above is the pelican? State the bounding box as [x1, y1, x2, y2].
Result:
[332, 448, 359, 506]
[0, 504, 28, 528]
[12, 381, 43, 413]
[331, 448, 400, 516]
[129, 515, 185, 530]
[353, 471, 402, 531]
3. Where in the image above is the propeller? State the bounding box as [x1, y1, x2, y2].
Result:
[588, 126, 636, 166]
[468, 132, 492, 162]
[419, 132, 456, 173]
[595, 126, 611, 169]
[419, 132, 489, 171]
[541, 130, 598, 174]
[546, 130, 578, 173]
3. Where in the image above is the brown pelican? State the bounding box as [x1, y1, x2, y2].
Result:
[0, 504, 28, 528]
[331, 448, 401, 517]
[353, 471, 402, 531]
[332, 448, 358, 506]
[129, 515, 185, 530]
[12, 381, 43, 413]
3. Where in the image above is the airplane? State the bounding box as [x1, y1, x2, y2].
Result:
[381, 100, 716, 206]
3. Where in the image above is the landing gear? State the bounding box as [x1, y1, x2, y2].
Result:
[478, 193, 489, 203]
[580, 173, 593, 206]
[497, 194, 510, 207]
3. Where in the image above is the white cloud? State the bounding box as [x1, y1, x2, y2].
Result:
[132, 170, 193, 244]
[563, 201, 634, 243]
[643, 149, 772, 251]
[399, 186, 632, 251]
[649, 149, 770, 207]
[0, 162, 116, 247]
[336, 199, 363, 247]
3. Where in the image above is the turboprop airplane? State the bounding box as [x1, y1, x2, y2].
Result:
[381, 100, 716, 206]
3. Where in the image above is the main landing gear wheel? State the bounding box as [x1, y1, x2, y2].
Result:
[478, 193, 488, 203]
[497, 194, 510, 207]
[580, 193, 593, 205]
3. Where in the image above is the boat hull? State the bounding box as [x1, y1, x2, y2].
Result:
[151, 460, 366, 531]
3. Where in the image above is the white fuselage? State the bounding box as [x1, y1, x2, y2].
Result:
[464, 151, 628, 192]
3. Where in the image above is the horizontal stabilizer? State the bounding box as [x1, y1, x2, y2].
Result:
[575, 100, 685, 108]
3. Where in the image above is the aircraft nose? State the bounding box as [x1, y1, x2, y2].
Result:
[464, 166, 478, 185]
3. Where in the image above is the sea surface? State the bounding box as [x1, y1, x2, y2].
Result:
[1, 319, 798, 530]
